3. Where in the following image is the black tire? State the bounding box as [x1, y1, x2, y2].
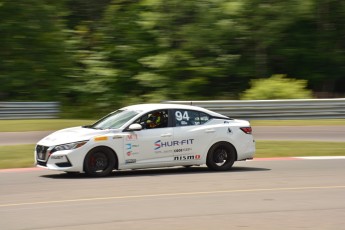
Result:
[84, 147, 116, 177]
[206, 142, 236, 171]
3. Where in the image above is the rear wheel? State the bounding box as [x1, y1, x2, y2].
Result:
[206, 142, 236, 171]
[84, 147, 116, 177]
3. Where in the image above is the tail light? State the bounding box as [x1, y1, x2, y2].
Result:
[240, 127, 252, 134]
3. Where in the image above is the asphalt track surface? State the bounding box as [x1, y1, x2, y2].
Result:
[1, 159, 345, 230]
[1, 126, 344, 229]
[0, 126, 344, 145]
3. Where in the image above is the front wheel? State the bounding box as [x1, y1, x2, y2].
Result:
[206, 142, 236, 171]
[84, 147, 116, 177]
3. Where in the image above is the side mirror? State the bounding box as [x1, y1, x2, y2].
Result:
[128, 124, 142, 131]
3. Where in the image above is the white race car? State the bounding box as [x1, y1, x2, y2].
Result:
[35, 104, 255, 176]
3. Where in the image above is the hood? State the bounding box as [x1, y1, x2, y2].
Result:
[37, 126, 118, 146]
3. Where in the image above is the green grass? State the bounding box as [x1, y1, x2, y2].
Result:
[255, 141, 345, 158]
[0, 144, 36, 169]
[251, 119, 345, 126]
[1, 141, 344, 169]
[0, 119, 344, 132]
[0, 119, 95, 132]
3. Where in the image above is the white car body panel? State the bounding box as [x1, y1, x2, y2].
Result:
[35, 103, 255, 175]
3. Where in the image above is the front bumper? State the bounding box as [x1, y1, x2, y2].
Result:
[35, 145, 85, 172]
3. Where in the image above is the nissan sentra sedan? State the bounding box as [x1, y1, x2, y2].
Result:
[35, 104, 255, 177]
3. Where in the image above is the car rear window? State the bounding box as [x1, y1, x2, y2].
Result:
[174, 109, 210, 126]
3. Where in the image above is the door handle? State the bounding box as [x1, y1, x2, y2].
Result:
[161, 133, 172, 137]
[205, 129, 215, 133]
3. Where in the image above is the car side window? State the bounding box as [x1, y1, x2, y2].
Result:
[133, 110, 169, 129]
[174, 110, 210, 127]
[196, 112, 210, 125]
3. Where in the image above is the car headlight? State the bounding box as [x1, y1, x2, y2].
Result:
[51, 141, 88, 153]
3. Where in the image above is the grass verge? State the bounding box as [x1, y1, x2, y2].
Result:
[0, 119, 345, 132]
[255, 141, 345, 158]
[0, 119, 95, 132]
[1, 141, 345, 169]
[0, 144, 36, 169]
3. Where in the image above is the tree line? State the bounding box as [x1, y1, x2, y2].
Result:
[1, 0, 344, 117]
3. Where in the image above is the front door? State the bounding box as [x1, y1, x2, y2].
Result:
[123, 109, 175, 168]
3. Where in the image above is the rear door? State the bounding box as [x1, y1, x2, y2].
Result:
[172, 109, 212, 164]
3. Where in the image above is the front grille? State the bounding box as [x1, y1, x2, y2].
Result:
[36, 145, 49, 161]
[36, 145, 48, 154]
[37, 161, 47, 167]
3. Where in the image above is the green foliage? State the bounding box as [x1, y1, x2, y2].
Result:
[241, 75, 313, 100]
[65, 39, 120, 116]
[0, 0, 71, 101]
[100, 0, 253, 100]
[1, 0, 345, 118]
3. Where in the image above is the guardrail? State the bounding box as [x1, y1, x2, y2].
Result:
[1, 99, 345, 120]
[0, 102, 59, 119]
[165, 98, 345, 120]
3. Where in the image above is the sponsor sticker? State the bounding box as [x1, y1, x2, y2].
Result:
[126, 143, 140, 150]
[174, 155, 201, 161]
[174, 148, 192, 153]
[154, 139, 194, 151]
[125, 143, 140, 156]
[94, 136, 108, 141]
[125, 159, 136, 164]
[126, 151, 139, 156]
[126, 134, 138, 141]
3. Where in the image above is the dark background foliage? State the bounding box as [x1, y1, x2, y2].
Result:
[1, 0, 344, 117]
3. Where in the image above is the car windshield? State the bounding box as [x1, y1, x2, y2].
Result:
[90, 110, 139, 130]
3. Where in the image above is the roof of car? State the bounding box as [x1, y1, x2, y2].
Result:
[121, 103, 229, 118]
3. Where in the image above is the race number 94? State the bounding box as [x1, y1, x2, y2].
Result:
[175, 111, 190, 121]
